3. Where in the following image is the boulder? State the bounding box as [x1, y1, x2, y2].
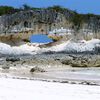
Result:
[6, 57, 20, 62]
[30, 67, 46, 73]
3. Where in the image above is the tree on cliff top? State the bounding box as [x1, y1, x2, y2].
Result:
[22, 4, 32, 10]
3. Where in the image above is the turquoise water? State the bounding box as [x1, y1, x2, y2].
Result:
[30, 34, 53, 43]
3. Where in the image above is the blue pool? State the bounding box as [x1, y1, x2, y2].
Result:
[30, 34, 53, 43]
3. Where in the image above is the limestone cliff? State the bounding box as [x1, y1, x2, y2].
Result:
[0, 7, 100, 43]
[0, 9, 73, 33]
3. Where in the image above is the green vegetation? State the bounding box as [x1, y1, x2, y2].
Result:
[22, 4, 32, 10]
[21, 4, 43, 10]
[0, 4, 45, 16]
[0, 6, 20, 16]
[71, 13, 84, 30]
[71, 12, 100, 31]
[0, 4, 99, 16]
[47, 5, 66, 12]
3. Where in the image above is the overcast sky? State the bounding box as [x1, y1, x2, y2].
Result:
[0, 0, 100, 14]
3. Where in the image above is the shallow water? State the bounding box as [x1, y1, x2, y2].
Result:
[30, 34, 53, 43]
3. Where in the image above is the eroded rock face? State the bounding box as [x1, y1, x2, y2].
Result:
[0, 9, 100, 43]
[0, 10, 67, 34]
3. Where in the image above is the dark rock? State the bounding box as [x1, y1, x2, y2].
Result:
[61, 60, 71, 65]
[6, 57, 20, 62]
[2, 66, 10, 69]
[30, 67, 46, 73]
[71, 63, 88, 67]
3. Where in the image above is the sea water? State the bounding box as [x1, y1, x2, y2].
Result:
[30, 34, 53, 43]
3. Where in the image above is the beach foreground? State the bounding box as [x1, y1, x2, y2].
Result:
[0, 77, 100, 100]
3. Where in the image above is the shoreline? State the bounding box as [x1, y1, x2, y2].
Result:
[0, 66, 100, 86]
[0, 53, 100, 86]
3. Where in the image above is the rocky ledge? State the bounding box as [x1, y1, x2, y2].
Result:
[0, 53, 100, 68]
[0, 53, 100, 86]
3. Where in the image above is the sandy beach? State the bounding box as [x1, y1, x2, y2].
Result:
[0, 77, 100, 100]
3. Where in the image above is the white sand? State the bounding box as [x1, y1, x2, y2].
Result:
[0, 39, 100, 55]
[49, 39, 100, 52]
[0, 77, 100, 100]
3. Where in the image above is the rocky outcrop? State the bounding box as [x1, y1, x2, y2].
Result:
[0, 8, 100, 42]
[1, 53, 100, 68]
[0, 10, 67, 33]
[60, 54, 100, 67]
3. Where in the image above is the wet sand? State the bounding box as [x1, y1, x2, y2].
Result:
[0, 66, 100, 86]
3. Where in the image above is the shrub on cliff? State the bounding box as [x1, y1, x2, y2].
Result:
[71, 13, 84, 31]
[0, 6, 20, 15]
[47, 5, 66, 12]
